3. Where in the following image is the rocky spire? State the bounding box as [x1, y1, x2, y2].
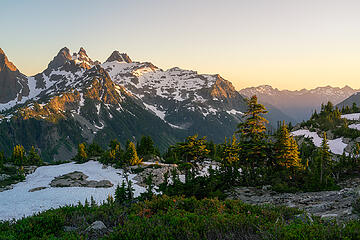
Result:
[47, 47, 72, 70]
[0, 48, 29, 104]
[106, 51, 132, 63]
[0, 48, 18, 72]
[75, 47, 94, 66]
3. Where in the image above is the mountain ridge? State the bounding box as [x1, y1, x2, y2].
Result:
[0, 47, 250, 161]
[240, 84, 359, 122]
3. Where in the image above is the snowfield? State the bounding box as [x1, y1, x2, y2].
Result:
[291, 129, 347, 155]
[341, 113, 360, 120]
[349, 123, 360, 131]
[0, 161, 145, 221]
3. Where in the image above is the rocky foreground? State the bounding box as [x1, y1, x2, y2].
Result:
[227, 178, 360, 221]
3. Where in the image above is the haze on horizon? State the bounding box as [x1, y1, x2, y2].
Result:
[2, 0, 360, 91]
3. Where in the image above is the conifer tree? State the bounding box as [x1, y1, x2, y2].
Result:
[75, 143, 88, 163]
[274, 123, 303, 170]
[222, 135, 240, 165]
[173, 134, 210, 177]
[221, 135, 241, 185]
[125, 141, 142, 166]
[126, 180, 135, 200]
[12, 145, 26, 166]
[27, 146, 42, 166]
[137, 136, 156, 157]
[236, 95, 269, 184]
[0, 151, 4, 171]
[115, 181, 128, 204]
[140, 172, 155, 200]
[319, 132, 333, 185]
[237, 95, 268, 141]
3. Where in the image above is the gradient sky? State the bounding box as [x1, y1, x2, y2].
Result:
[2, 0, 360, 90]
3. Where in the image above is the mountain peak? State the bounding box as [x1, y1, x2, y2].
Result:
[73, 47, 94, 68]
[106, 51, 132, 63]
[47, 47, 72, 70]
[78, 47, 87, 55]
[0, 48, 17, 72]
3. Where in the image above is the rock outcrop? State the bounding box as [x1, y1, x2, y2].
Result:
[227, 184, 360, 221]
[50, 171, 113, 188]
[106, 51, 132, 63]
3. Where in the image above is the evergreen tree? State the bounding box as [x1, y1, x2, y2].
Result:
[126, 180, 135, 200]
[173, 134, 210, 177]
[206, 141, 217, 160]
[125, 141, 142, 166]
[140, 173, 155, 200]
[220, 135, 241, 186]
[236, 95, 269, 184]
[137, 136, 156, 158]
[27, 146, 42, 166]
[352, 102, 359, 113]
[115, 181, 128, 204]
[0, 151, 4, 171]
[12, 145, 26, 166]
[87, 142, 103, 158]
[74, 143, 88, 163]
[222, 135, 240, 165]
[110, 139, 121, 151]
[274, 123, 303, 170]
[319, 132, 333, 185]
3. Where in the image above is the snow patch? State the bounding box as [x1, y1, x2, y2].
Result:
[291, 129, 347, 155]
[341, 113, 360, 120]
[0, 161, 145, 221]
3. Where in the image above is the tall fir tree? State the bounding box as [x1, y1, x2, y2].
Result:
[12, 145, 26, 166]
[236, 95, 269, 184]
[74, 143, 88, 163]
[221, 135, 241, 186]
[319, 132, 333, 185]
[0, 151, 4, 171]
[274, 123, 303, 170]
[27, 146, 42, 166]
[236, 95, 268, 141]
[115, 181, 128, 204]
[222, 135, 240, 165]
[137, 136, 156, 158]
[125, 141, 142, 166]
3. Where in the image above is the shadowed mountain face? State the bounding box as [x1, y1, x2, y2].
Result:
[336, 92, 360, 109]
[0, 48, 29, 104]
[0, 47, 251, 161]
[240, 85, 358, 122]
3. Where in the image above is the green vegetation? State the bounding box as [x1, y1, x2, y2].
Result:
[2, 195, 360, 239]
[0, 145, 43, 188]
[303, 101, 360, 139]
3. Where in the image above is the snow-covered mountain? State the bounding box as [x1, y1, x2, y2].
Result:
[0, 47, 250, 161]
[239, 85, 358, 122]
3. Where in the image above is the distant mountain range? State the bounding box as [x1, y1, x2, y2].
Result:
[239, 85, 359, 123]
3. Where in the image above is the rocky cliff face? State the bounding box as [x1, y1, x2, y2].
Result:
[0, 48, 29, 105]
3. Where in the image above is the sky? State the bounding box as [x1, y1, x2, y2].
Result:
[1, 0, 360, 90]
